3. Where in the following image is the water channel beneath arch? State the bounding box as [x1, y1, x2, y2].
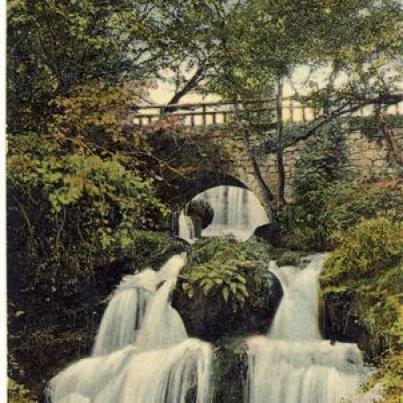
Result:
[179, 185, 269, 242]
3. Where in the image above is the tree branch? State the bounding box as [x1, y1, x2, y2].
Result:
[259, 93, 403, 154]
[164, 64, 207, 111]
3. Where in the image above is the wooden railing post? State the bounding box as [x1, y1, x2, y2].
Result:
[289, 99, 294, 124]
[202, 105, 207, 127]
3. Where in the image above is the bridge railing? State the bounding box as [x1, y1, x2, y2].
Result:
[132, 97, 402, 128]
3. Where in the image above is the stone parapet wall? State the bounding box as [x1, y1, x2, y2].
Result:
[184, 119, 402, 209]
[257, 126, 403, 200]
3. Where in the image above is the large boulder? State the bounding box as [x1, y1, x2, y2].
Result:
[172, 237, 283, 342]
[187, 199, 214, 229]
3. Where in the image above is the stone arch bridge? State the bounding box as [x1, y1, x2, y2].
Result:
[134, 97, 403, 213]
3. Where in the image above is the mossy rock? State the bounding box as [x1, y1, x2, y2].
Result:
[212, 338, 248, 403]
[115, 230, 187, 271]
[253, 222, 282, 246]
[172, 237, 283, 342]
[187, 199, 214, 229]
[276, 251, 301, 266]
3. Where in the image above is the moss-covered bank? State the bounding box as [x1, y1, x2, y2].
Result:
[320, 218, 402, 401]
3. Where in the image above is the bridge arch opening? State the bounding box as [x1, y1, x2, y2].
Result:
[175, 172, 250, 205]
[175, 181, 269, 243]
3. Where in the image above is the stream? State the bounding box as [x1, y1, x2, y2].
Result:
[48, 251, 369, 403]
[47, 184, 369, 403]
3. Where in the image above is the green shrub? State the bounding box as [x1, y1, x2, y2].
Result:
[282, 121, 349, 250]
[180, 237, 272, 311]
[293, 121, 349, 198]
[319, 179, 401, 244]
[281, 224, 318, 251]
[8, 145, 169, 296]
[283, 179, 401, 250]
[8, 379, 35, 403]
[285, 119, 401, 251]
[277, 251, 301, 266]
[322, 218, 402, 284]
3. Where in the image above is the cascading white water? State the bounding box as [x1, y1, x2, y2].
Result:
[92, 254, 186, 356]
[92, 339, 212, 403]
[269, 257, 322, 340]
[178, 211, 196, 242]
[246, 254, 366, 403]
[200, 186, 268, 241]
[50, 339, 212, 403]
[135, 278, 187, 350]
[92, 269, 158, 356]
[179, 185, 269, 242]
[158, 253, 188, 281]
[49, 253, 213, 403]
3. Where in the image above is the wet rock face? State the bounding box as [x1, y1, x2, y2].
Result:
[253, 222, 282, 246]
[172, 271, 283, 342]
[186, 199, 214, 237]
[321, 292, 377, 359]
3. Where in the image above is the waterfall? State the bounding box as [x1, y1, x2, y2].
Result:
[178, 211, 196, 242]
[48, 253, 212, 403]
[179, 185, 269, 242]
[92, 269, 158, 356]
[246, 254, 365, 403]
[269, 256, 322, 340]
[135, 278, 187, 350]
[92, 339, 212, 403]
[158, 253, 188, 281]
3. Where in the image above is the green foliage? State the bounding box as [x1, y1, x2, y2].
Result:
[283, 120, 401, 250]
[179, 237, 272, 311]
[293, 121, 349, 198]
[7, 0, 158, 132]
[211, 0, 401, 99]
[8, 379, 35, 403]
[288, 178, 401, 250]
[277, 251, 300, 266]
[322, 218, 402, 284]
[368, 354, 403, 402]
[118, 230, 186, 270]
[8, 134, 168, 296]
[319, 179, 401, 244]
[321, 218, 403, 399]
[281, 122, 349, 249]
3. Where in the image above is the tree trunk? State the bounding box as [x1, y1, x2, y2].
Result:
[276, 76, 286, 208]
[243, 129, 276, 211]
[377, 113, 403, 165]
